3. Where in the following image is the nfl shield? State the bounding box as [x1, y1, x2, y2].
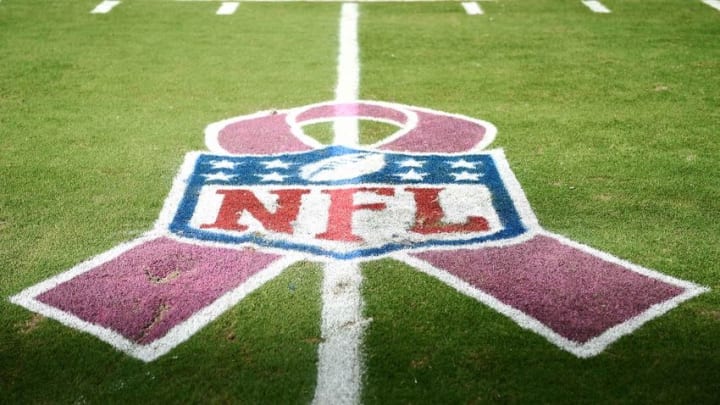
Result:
[169, 146, 533, 260]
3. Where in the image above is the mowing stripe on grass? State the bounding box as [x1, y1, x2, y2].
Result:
[91, 0, 121, 14]
[581, 0, 611, 14]
[313, 4, 365, 404]
[701, 0, 720, 11]
[461, 2, 483, 15]
[216, 2, 239, 14]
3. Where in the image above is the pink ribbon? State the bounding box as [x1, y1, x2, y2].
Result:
[18, 101, 705, 360]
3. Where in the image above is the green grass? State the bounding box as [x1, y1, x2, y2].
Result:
[302, 120, 403, 145]
[363, 259, 719, 404]
[2, 0, 720, 403]
[360, 0, 720, 402]
[363, 0, 720, 282]
[3, 261, 323, 403]
[1, 1, 334, 402]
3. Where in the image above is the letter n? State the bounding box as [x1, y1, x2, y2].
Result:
[200, 189, 309, 234]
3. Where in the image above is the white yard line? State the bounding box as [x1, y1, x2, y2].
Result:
[334, 3, 359, 104]
[581, 0, 611, 14]
[333, 2, 360, 146]
[701, 0, 720, 12]
[313, 261, 366, 405]
[216, 1, 239, 14]
[91, 0, 121, 14]
[461, 2, 483, 15]
[175, 0, 498, 2]
[312, 4, 365, 405]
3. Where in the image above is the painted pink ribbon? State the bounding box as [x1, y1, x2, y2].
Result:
[12, 101, 706, 360]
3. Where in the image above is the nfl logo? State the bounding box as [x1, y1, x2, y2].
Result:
[9, 101, 705, 363]
[170, 145, 533, 259]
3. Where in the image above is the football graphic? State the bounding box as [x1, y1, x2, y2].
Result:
[299, 152, 386, 182]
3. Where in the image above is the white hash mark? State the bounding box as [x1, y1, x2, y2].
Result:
[91, 0, 120, 14]
[461, 2, 483, 16]
[582, 0, 611, 13]
[216, 2, 239, 15]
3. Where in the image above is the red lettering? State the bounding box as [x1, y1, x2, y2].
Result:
[316, 188, 395, 242]
[405, 187, 489, 234]
[200, 189, 309, 234]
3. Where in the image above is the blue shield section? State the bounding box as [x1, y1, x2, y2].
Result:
[169, 146, 528, 259]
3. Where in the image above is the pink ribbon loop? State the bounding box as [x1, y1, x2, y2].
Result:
[208, 101, 496, 155]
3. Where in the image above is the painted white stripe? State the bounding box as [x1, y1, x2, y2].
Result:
[333, 3, 360, 146]
[461, 2, 483, 15]
[216, 2, 239, 14]
[91, 0, 120, 14]
[176, 0, 498, 2]
[582, 0, 611, 13]
[701, 0, 720, 12]
[313, 5, 365, 404]
[313, 261, 366, 405]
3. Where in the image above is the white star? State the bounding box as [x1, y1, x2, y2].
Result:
[449, 159, 480, 169]
[395, 169, 428, 181]
[209, 159, 240, 170]
[397, 158, 426, 168]
[450, 171, 482, 181]
[261, 159, 291, 169]
[203, 172, 236, 182]
[258, 172, 288, 182]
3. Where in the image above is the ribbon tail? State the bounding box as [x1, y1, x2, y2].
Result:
[11, 235, 298, 361]
[396, 232, 707, 358]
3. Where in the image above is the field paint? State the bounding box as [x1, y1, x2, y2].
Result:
[461, 2, 483, 15]
[10, 96, 708, 363]
[398, 229, 709, 358]
[582, 0, 611, 13]
[175, 0, 498, 2]
[701, 0, 720, 11]
[216, 2, 239, 14]
[10, 233, 304, 362]
[91, 0, 120, 14]
[313, 4, 364, 404]
[314, 261, 366, 405]
[204, 99, 496, 158]
[333, 3, 360, 146]
[398, 240, 708, 358]
[334, 4, 359, 103]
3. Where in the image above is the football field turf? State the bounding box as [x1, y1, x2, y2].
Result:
[1, 0, 719, 403]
